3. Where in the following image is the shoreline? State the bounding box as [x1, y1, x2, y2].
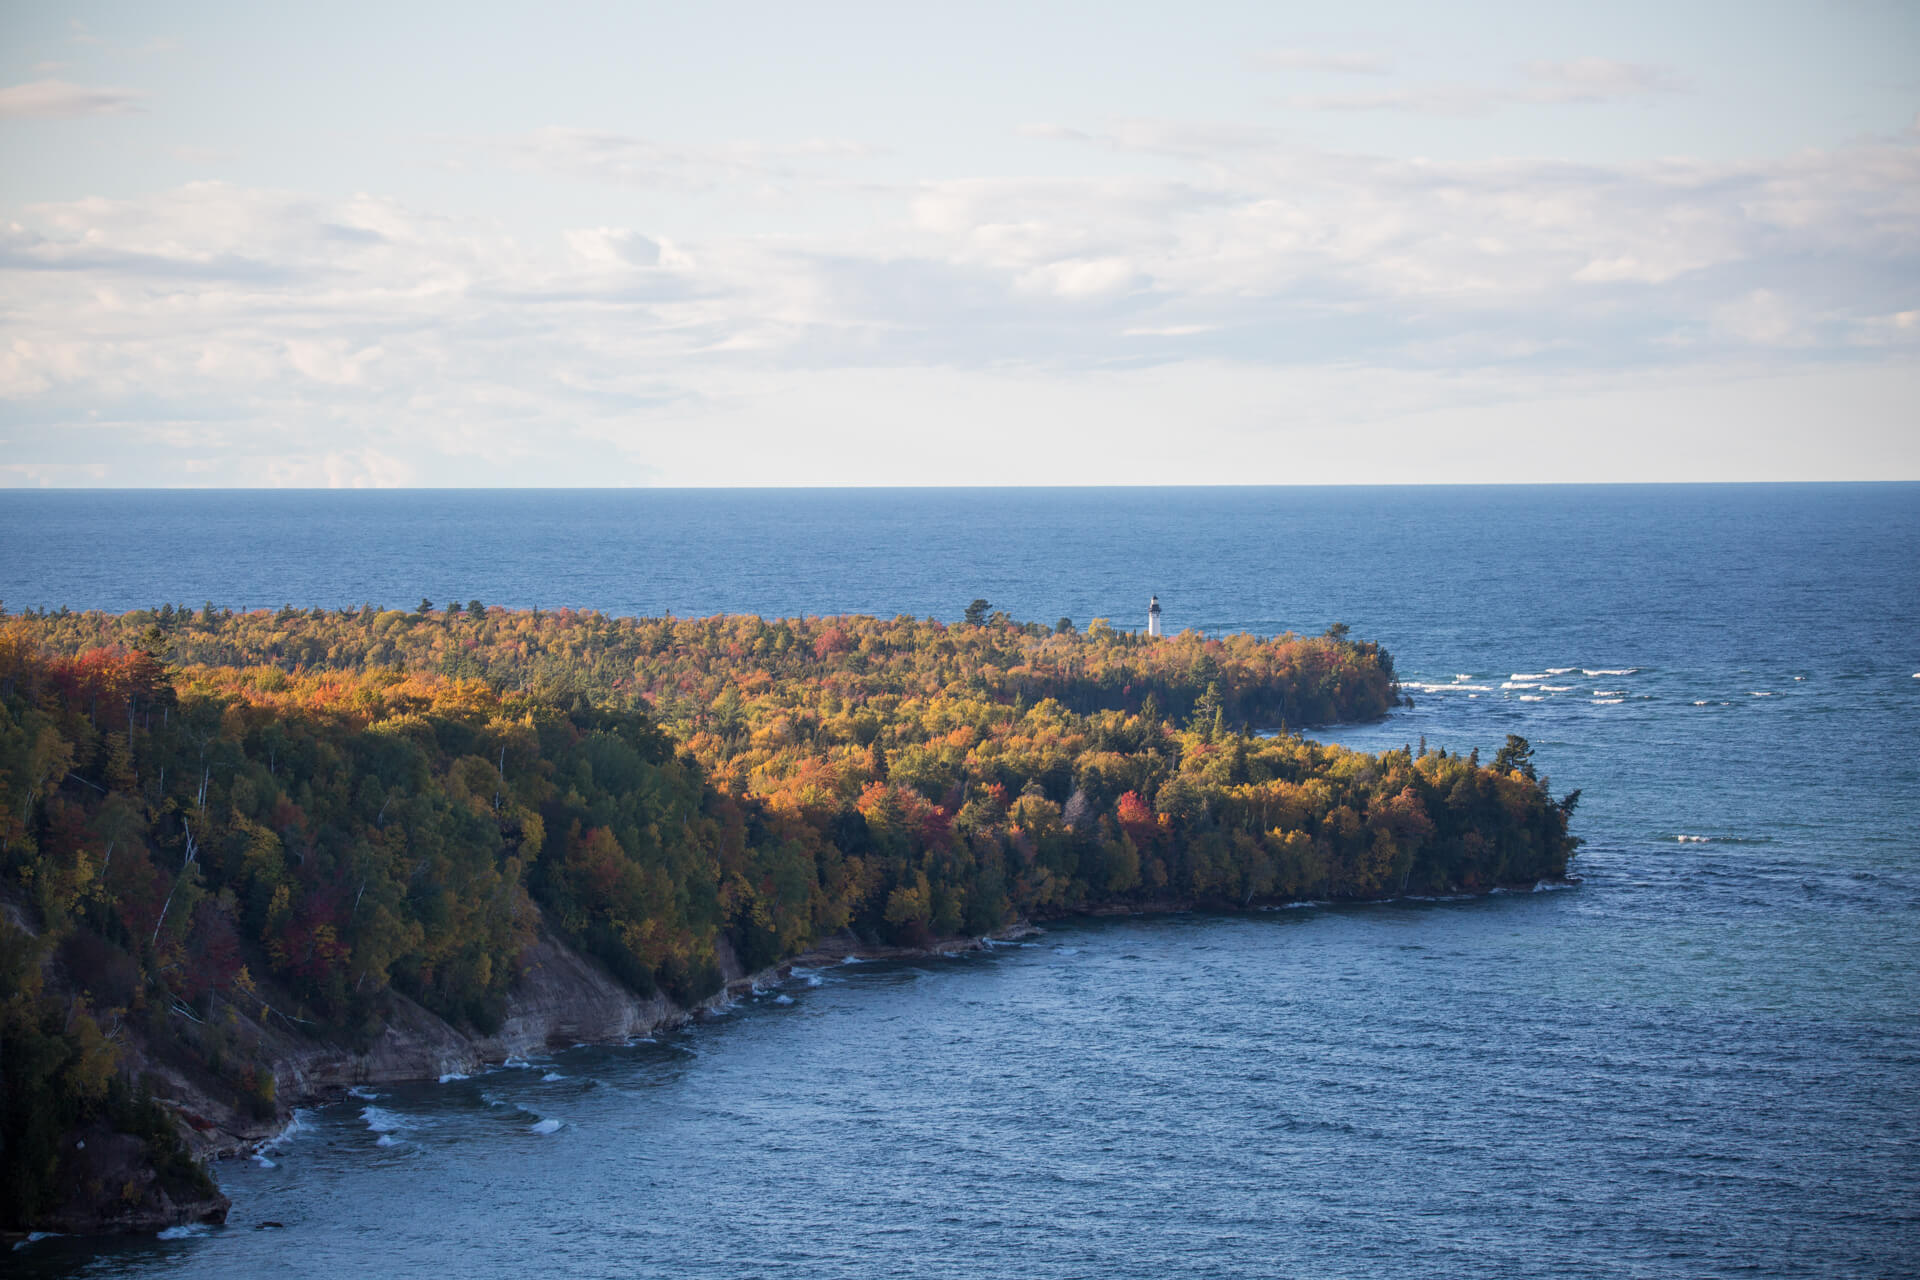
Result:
[11, 878, 1577, 1248]
[228, 876, 1576, 1158]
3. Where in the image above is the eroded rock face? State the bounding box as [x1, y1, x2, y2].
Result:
[40, 1123, 231, 1236]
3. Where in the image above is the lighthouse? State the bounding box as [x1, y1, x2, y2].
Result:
[1147, 595, 1162, 638]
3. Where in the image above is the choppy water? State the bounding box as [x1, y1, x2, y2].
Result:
[6, 485, 1918, 1278]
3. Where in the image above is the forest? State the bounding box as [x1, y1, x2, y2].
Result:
[1, 604, 1579, 1227]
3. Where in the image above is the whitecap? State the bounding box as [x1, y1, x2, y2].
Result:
[157, 1224, 210, 1240]
[346, 1085, 378, 1101]
[1676, 834, 1714, 843]
[1502, 681, 1541, 690]
[502, 1057, 532, 1070]
[1750, 691, 1773, 697]
[251, 1153, 276, 1168]
[541, 1071, 564, 1082]
[361, 1105, 407, 1133]
[375, 1134, 400, 1147]
[1052, 946, 1081, 956]
[255, 1108, 311, 1162]
[1593, 698, 1624, 705]
[1595, 690, 1626, 697]
[1583, 668, 1637, 676]
[1510, 672, 1551, 680]
[1691, 699, 1711, 706]
[1544, 667, 1576, 675]
[437, 1071, 469, 1084]
[840, 956, 865, 965]
[1540, 685, 1574, 692]
[1519, 695, 1544, 701]
[772, 994, 795, 1005]
[529, 1117, 563, 1135]
[1532, 880, 1574, 892]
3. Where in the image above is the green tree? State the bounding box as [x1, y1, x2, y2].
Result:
[963, 599, 991, 627]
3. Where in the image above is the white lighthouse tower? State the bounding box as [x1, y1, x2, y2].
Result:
[1147, 595, 1162, 638]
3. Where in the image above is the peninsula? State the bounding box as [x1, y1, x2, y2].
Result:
[1, 606, 1579, 1236]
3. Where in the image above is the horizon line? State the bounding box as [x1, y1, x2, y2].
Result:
[4, 479, 1917, 494]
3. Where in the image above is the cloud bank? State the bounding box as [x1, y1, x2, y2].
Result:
[2, 113, 1916, 484]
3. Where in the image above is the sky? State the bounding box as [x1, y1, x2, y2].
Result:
[1, 0, 1916, 487]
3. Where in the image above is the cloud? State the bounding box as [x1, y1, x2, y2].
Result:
[1287, 58, 1683, 115]
[1712, 289, 1802, 346]
[472, 127, 881, 192]
[2, 118, 1915, 484]
[1250, 48, 1390, 76]
[0, 78, 143, 118]
[1522, 58, 1685, 100]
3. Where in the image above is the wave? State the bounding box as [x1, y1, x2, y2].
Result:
[542, 1071, 565, 1082]
[501, 1057, 532, 1070]
[1510, 672, 1552, 681]
[1544, 667, 1576, 675]
[529, 1117, 563, 1135]
[1540, 685, 1574, 692]
[1532, 880, 1575, 892]
[1583, 668, 1638, 676]
[1593, 698, 1624, 705]
[1052, 946, 1082, 956]
[1454, 674, 1474, 681]
[346, 1085, 378, 1100]
[1675, 834, 1773, 845]
[1519, 695, 1544, 701]
[437, 1071, 469, 1083]
[361, 1105, 409, 1134]
[1750, 691, 1774, 697]
[772, 993, 795, 1005]
[1502, 681, 1541, 690]
[1594, 690, 1626, 697]
[157, 1224, 211, 1241]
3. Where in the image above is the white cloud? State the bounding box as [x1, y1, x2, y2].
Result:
[1287, 58, 1683, 115]
[2, 119, 1915, 484]
[1713, 289, 1802, 346]
[1250, 48, 1390, 76]
[0, 78, 143, 118]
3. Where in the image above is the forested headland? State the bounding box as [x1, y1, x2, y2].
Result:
[1, 604, 1579, 1233]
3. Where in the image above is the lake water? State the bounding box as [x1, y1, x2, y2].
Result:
[5, 485, 1918, 1278]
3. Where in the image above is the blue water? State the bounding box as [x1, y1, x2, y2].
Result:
[6, 485, 1918, 1278]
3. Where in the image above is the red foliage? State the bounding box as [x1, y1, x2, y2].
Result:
[1116, 790, 1157, 844]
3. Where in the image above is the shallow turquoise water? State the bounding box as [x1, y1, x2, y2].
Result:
[6, 484, 1917, 1277]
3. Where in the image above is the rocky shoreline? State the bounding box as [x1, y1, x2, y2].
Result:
[14, 880, 1576, 1245]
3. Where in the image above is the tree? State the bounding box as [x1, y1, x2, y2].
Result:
[963, 599, 991, 627]
[1493, 734, 1536, 780]
[467, 600, 484, 617]
[1325, 621, 1350, 641]
[418, 598, 434, 616]
[1055, 617, 1075, 635]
